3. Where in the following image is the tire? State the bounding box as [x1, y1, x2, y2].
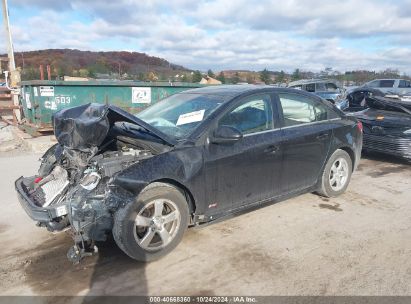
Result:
[113, 182, 189, 262]
[316, 149, 353, 198]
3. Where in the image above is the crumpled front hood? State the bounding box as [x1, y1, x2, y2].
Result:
[367, 96, 411, 115]
[53, 103, 176, 150]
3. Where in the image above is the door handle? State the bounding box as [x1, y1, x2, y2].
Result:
[316, 133, 329, 140]
[264, 145, 279, 154]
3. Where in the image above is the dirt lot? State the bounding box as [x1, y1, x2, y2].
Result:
[0, 149, 410, 297]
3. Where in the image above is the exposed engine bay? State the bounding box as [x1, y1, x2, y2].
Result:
[16, 103, 173, 263]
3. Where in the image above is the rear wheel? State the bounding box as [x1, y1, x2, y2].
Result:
[316, 149, 352, 197]
[113, 182, 189, 262]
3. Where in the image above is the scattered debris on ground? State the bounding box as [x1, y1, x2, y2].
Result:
[0, 125, 23, 153]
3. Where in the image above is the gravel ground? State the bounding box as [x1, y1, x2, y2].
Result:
[0, 149, 410, 297]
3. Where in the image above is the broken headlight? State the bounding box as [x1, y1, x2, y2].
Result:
[80, 172, 101, 191]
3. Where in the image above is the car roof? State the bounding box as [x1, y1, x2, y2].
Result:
[288, 79, 340, 87]
[173, 85, 324, 104]
[366, 79, 406, 82]
[178, 84, 274, 98]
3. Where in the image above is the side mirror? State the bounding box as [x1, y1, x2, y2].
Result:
[211, 125, 243, 144]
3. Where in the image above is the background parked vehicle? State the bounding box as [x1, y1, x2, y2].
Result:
[15, 85, 362, 263]
[288, 79, 348, 110]
[361, 79, 411, 95]
[348, 95, 411, 160]
[345, 87, 386, 112]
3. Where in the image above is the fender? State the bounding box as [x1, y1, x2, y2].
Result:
[112, 146, 206, 211]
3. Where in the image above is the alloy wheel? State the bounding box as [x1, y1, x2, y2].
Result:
[329, 157, 349, 191]
[133, 199, 181, 251]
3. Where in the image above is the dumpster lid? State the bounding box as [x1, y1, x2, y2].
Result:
[53, 103, 176, 150]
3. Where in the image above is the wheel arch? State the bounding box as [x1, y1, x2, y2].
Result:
[152, 178, 196, 215]
[337, 146, 356, 171]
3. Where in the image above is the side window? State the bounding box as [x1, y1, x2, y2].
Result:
[219, 94, 273, 135]
[305, 83, 315, 92]
[380, 80, 395, 88]
[326, 82, 338, 91]
[315, 82, 327, 91]
[399, 80, 411, 88]
[279, 93, 329, 127]
[367, 80, 380, 88]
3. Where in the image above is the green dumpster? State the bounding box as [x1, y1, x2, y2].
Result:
[20, 80, 205, 132]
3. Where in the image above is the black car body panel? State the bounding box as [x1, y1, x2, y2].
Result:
[15, 85, 362, 260]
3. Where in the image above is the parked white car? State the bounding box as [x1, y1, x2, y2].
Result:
[362, 79, 411, 95]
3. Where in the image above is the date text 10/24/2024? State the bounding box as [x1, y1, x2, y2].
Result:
[149, 296, 257, 303]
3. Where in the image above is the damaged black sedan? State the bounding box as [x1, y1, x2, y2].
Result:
[15, 86, 362, 263]
[349, 95, 411, 160]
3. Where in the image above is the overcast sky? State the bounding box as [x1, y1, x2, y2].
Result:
[2, 0, 411, 73]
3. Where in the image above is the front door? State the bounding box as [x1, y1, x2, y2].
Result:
[203, 93, 282, 215]
[276, 92, 333, 193]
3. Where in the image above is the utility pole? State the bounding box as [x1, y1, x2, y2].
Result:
[2, 0, 15, 71]
[2, 0, 21, 122]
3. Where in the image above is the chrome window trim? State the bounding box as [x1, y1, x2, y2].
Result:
[280, 117, 341, 130]
[242, 117, 341, 137]
[243, 128, 281, 137]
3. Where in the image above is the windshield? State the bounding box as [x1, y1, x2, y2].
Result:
[137, 93, 226, 140]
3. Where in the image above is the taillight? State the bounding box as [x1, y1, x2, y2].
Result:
[34, 177, 43, 183]
[357, 121, 363, 133]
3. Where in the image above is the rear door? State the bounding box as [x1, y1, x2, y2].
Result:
[276, 92, 338, 193]
[204, 93, 282, 214]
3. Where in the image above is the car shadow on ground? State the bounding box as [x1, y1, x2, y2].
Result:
[357, 151, 410, 179]
[20, 233, 148, 301]
[361, 150, 410, 166]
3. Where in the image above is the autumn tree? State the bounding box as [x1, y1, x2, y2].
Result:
[246, 74, 255, 84]
[291, 69, 301, 81]
[207, 69, 215, 78]
[181, 74, 189, 82]
[259, 68, 271, 84]
[276, 70, 285, 84]
[217, 72, 226, 84]
[232, 72, 240, 84]
[192, 70, 203, 83]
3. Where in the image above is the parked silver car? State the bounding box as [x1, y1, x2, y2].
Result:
[288, 79, 348, 110]
[361, 79, 411, 95]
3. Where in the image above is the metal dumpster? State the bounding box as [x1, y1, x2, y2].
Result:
[20, 80, 205, 133]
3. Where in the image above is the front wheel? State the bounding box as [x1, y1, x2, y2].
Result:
[316, 149, 352, 197]
[113, 182, 189, 262]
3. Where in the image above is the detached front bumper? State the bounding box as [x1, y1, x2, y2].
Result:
[15, 176, 68, 223]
